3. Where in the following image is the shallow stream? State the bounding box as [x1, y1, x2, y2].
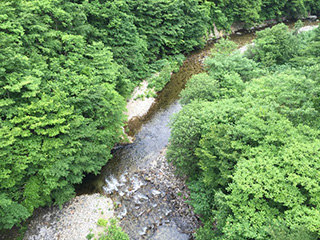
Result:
[5, 20, 318, 240]
[76, 28, 259, 240]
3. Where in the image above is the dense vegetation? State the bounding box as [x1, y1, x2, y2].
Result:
[1, 0, 320, 232]
[205, 0, 320, 30]
[0, 0, 209, 230]
[168, 24, 320, 239]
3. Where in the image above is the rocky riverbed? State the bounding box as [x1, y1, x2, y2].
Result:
[23, 194, 114, 240]
[107, 149, 200, 239]
[23, 149, 200, 240]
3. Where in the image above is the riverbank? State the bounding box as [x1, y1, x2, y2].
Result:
[126, 80, 156, 123]
[23, 194, 114, 240]
[22, 148, 200, 240]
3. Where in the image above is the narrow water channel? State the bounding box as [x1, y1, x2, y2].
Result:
[75, 29, 259, 240]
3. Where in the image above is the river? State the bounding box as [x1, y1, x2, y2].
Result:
[74, 27, 259, 240]
[5, 20, 318, 240]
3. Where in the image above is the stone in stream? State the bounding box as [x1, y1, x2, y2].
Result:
[151, 189, 161, 196]
[138, 227, 148, 236]
[151, 222, 189, 240]
[103, 175, 120, 194]
[307, 15, 317, 21]
[117, 205, 128, 219]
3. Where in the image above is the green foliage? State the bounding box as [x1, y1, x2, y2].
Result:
[268, 221, 318, 240]
[206, 39, 264, 81]
[224, 131, 320, 238]
[244, 72, 320, 127]
[206, 52, 261, 80]
[148, 54, 186, 92]
[0, 0, 212, 229]
[204, 0, 263, 28]
[188, 180, 215, 220]
[168, 23, 320, 239]
[86, 233, 94, 240]
[293, 20, 304, 35]
[203, 0, 319, 32]
[247, 24, 299, 66]
[82, 0, 149, 84]
[167, 101, 214, 176]
[168, 98, 248, 177]
[0, 194, 30, 229]
[92, 218, 129, 240]
[259, 0, 288, 21]
[127, 0, 210, 58]
[210, 37, 238, 56]
[194, 219, 218, 240]
[97, 218, 109, 227]
[148, 65, 172, 92]
[291, 26, 320, 69]
[180, 73, 220, 105]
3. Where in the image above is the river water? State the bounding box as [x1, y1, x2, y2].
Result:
[75, 29, 259, 240]
[4, 21, 318, 240]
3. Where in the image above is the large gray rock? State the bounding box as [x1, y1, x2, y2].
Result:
[307, 15, 317, 21]
[151, 223, 189, 240]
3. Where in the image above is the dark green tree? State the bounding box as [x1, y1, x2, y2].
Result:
[0, 0, 126, 228]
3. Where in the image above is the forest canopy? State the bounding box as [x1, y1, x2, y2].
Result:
[0, 0, 209, 229]
[168, 24, 320, 239]
[1, 0, 320, 231]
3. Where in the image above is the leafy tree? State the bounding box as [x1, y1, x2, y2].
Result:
[180, 73, 220, 105]
[127, 0, 209, 58]
[260, 0, 288, 21]
[247, 23, 299, 66]
[243, 72, 320, 128]
[284, 0, 309, 18]
[82, 0, 149, 84]
[0, 194, 30, 229]
[0, 0, 126, 228]
[206, 39, 264, 82]
[224, 128, 320, 239]
[168, 99, 246, 176]
[168, 24, 320, 239]
[182, 96, 320, 239]
[204, 0, 263, 28]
